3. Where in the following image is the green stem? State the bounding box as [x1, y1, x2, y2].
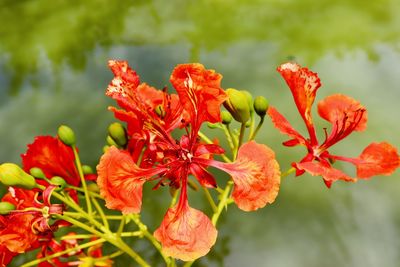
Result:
[248, 112, 256, 141]
[21, 238, 106, 267]
[61, 231, 143, 240]
[72, 145, 93, 215]
[116, 215, 126, 238]
[67, 185, 102, 198]
[211, 181, 234, 225]
[249, 116, 265, 141]
[62, 212, 124, 220]
[235, 123, 247, 159]
[281, 167, 296, 178]
[91, 196, 109, 229]
[56, 214, 150, 267]
[203, 187, 218, 213]
[222, 124, 235, 153]
[129, 214, 172, 265]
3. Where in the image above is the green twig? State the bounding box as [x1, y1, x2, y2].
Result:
[72, 145, 93, 215]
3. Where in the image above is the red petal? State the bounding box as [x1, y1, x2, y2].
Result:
[96, 146, 165, 214]
[296, 161, 356, 184]
[170, 63, 227, 128]
[277, 62, 321, 128]
[154, 202, 217, 261]
[318, 94, 367, 132]
[21, 136, 80, 186]
[356, 142, 400, 178]
[190, 164, 217, 188]
[267, 106, 307, 146]
[106, 60, 140, 101]
[0, 213, 38, 253]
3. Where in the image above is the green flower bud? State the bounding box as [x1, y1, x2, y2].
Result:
[253, 96, 269, 117]
[30, 167, 46, 179]
[245, 120, 251, 128]
[207, 122, 219, 129]
[108, 122, 127, 147]
[0, 202, 15, 215]
[241, 90, 254, 113]
[0, 163, 38, 189]
[106, 135, 118, 147]
[50, 176, 67, 191]
[87, 183, 99, 192]
[102, 145, 110, 153]
[58, 125, 76, 146]
[223, 88, 251, 123]
[221, 111, 232, 125]
[82, 165, 94, 175]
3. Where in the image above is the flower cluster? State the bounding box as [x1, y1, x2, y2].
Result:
[98, 61, 280, 260]
[0, 61, 398, 266]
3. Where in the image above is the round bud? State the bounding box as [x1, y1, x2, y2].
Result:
[223, 88, 251, 123]
[82, 165, 94, 175]
[221, 111, 232, 125]
[108, 122, 127, 147]
[253, 96, 269, 117]
[207, 122, 219, 129]
[58, 125, 76, 146]
[241, 90, 254, 113]
[0, 202, 15, 215]
[106, 135, 118, 147]
[87, 183, 100, 193]
[50, 176, 67, 191]
[0, 163, 38, 189]
[30, 167, 46, 179]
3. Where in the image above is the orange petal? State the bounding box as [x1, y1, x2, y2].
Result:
[277, 62, 321, 127]
[170, 63, 227, 126]
[154, 203, 217, 261]
[356, 142, 400, 179]
[296, 162, 356, 184]
[97, 146, 165, 214]
[106, 60, 140, 100]
[229, 141, 281, 211]
[318, 94, 367, 132]
[267, 106, 306, 146]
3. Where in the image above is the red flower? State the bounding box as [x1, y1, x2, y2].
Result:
[268, 62, 400, 186]
[22, 136, 96, 186]
[98, 61, 281, 261]
[0, 185, 64, 265]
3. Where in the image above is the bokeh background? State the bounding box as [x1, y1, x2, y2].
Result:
[1, 0, 400, 266]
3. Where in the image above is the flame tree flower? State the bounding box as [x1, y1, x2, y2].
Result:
[268, 62, 400, 187]
[97, 61, 280, 261]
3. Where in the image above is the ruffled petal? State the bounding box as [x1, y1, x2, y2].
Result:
[277, 62, 321, 128]
[318, 94, 367, 132]
[356, 142, 400, 178]
[296, 162, 356, 185]
[97, 146, 165, 214]
[106, 60, 140, 103]
[203, 141, 281, 211]
[21, 136, 80, 186]
[154, 202, 217, 261]
[170, 63, 227, 127]
[267, 106, 307, 147]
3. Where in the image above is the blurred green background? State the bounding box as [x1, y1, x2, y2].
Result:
[1, 0, 400, 266]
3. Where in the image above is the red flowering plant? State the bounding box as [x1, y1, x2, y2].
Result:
[0, 61, 398, 266]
